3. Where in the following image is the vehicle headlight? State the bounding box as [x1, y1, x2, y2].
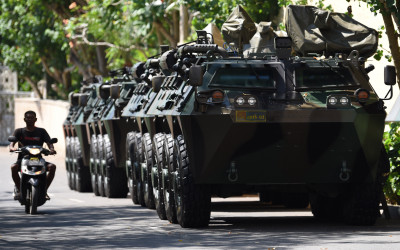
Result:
[326, 95, 352, 109]
[236, 97, 245, 105]
[248, 97, 257, 105]
[339, 97, 349, 105]
[28, 148, 41, 155]
[328, 96, 337, 105]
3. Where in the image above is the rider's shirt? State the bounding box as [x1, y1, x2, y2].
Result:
[13, 127, 51, 159]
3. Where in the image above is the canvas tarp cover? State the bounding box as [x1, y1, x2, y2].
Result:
[285, 5, 378, 57]
[221, 5, 257, 48]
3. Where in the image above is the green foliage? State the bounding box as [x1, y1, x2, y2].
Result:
[383, 123, 400, 205]
[0, 0, 75, 98]
[190, 0, 280, 30]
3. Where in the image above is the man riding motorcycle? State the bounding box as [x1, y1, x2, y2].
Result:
[9, 110, 56, 200]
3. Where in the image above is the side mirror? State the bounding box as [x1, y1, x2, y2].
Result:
[385, 65, 396, 85]
[152, 76, 165, 93]
[110, 84, 120, 99]
[8, 136, 17, 143]
[78, 94, 89, 107]
[189, 65, 203, 87]
[50, 138, 58, 144]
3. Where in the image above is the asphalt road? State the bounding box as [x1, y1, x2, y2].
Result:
[1, 146, 400, 249]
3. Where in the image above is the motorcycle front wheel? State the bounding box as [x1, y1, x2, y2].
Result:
[25, 186, 38, 215]
[25, 188, 30, 214]
[30, 185, 38, 214]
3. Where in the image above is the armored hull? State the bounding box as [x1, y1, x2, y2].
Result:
[181, 108, 385, 185]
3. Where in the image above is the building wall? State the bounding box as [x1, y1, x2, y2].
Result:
[14, 98, 69, 157]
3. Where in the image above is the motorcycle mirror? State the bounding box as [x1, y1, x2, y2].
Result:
[8, 136, 17, 142]
[50, 138, 58, 144]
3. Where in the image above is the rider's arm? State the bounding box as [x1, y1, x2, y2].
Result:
[42, 129, 56, 154]
[47, 143, 56, 154]
[9, 142, 17, 152]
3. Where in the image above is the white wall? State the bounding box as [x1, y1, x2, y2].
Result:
[14, 98, 69, 157]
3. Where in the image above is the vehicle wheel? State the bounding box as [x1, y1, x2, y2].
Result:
[25, 188, 31, 214]
[173, 135, 211, 227]
[126, 132, 139, 204]
[65, 136, 74, 190]
[90, 134, 100, 196]
[162, 134, 177, 224]
[74, 137, 92, 192]
[104, 134, 128, 198]
[310, 193, 342, 221]
[142, 133, 155, 209]
[97, 134, 106, 197]
[30, 186, 38, 215]
[133, 132, 145, 206]
[342, 182, 380, 226]
[70, 137, 78, 190]
[282, 192, 309, 209]
[153, 133, 167, 220]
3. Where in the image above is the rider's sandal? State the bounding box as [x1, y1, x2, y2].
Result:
[46, 194, 51, 200]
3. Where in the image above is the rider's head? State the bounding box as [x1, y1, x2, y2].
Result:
[24, 110, 37, 126]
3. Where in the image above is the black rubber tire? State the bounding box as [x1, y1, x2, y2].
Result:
[70, 137, 78, 190]
[30, 185, 38, 215]
[133, 132, 145, 206]
[90, 134, 100, 196]
[153, 133, 167, 220]
[25, 188, 30, 214]
[126, 132, 139, 204]
[173, 135, 211, 228]
[74, 137, 92, 193]
[65, 136, 74, 190]
[97, 134, 106, 197]
[142, 133, 155, 209]
[104, 134, 128, 198]
[162, 134, 177, 224]
[342, 182, 380, 226]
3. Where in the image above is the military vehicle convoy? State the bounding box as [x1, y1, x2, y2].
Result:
[64, 5, 395, 227]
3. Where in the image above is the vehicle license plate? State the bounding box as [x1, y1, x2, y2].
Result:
[235, 110, 266, 123]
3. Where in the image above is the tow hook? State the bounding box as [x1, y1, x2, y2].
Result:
[339, 161, 351, 182]
[227, 161, 238, 182]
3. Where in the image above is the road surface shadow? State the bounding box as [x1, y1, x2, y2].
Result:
[0, 200, 399, 249]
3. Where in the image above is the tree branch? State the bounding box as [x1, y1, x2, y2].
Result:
[380, 0, 400, 88]
[153, 21, 177, 48]
[41, 57, 64, 84]
[24, 76, 43, 99]
[71, 25, 139, 52]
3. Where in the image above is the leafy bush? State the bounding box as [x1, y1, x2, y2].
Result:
[383, 122, 400, 205]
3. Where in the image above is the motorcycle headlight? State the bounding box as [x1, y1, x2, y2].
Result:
[28, 148, 41, 155]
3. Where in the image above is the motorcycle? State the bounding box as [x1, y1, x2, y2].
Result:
[8, 136, 57, 214]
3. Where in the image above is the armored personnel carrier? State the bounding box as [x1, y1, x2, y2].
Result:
[92, 68, 137, 198]
[63, 77, 101, 192]
[129, 5, 395, 227]
[122, 55, 172, 213]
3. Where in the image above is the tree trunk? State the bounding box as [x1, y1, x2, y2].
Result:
[24, 76, 43, 99]
[96, 45, 108, 76]
[69, 49, 92, 80]
[179, 5, 189, 44]
[380, 0, 400, 88]
[173, 10, 179, 43]
[153, 21, 177, 48]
